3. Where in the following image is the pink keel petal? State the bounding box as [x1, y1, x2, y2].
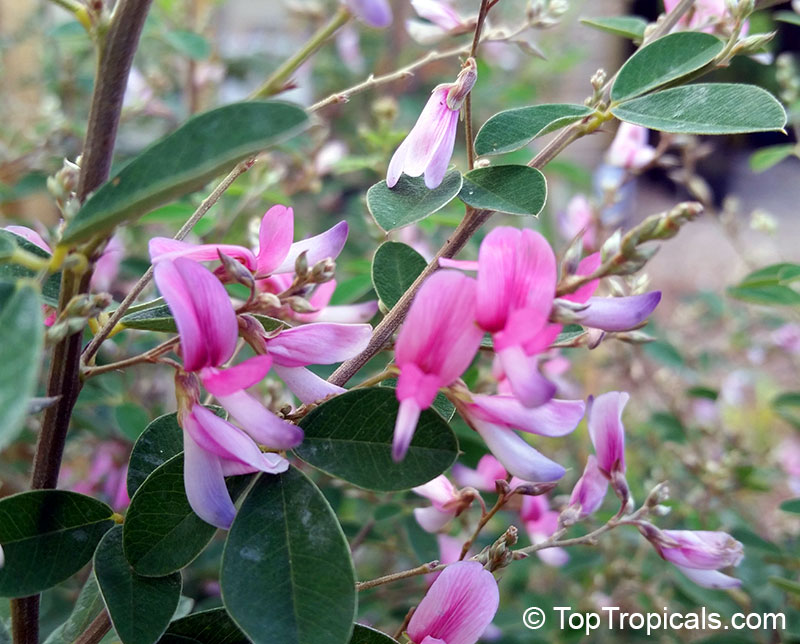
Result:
[275, 221, 349, 274]
[215, 390, 304, 450]
[496, 346, 556, 408]
[393, 399, 421, 461]
[273, 364, 345, 404]
[183, 432, 237, 529]
[407, 561, 499, 644]
[256, 205, 294, 275]
[471, 395, 584, 437]
[472, 418, 565, 482]
[266, 323, 372, 367]
[200, 355, 273, 396]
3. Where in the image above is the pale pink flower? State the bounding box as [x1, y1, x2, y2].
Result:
[568, 455, 608, 518]
[387, 60, 477, 189]
[392, 270, 483, 460]
[452, 455, 508, 492]
[407, 561, 499, 644]
[520, 494, 568, 566]
[653, 529, 744, 589]
[605, 123, 656, 170]
[772, 323, 800, 355]
[587, 391, 629, 476]
[664, 0, 747, 34]
[455, 393, 584, 482]
[90, 234, 124, 293]
[406, 0, 470, 44]
[412, 475, 475, 533]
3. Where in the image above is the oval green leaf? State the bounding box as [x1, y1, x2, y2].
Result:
[0, 490, 114, 597]
[123, 454, 217, 576]
[121, 304, 178, 333]
[611, 32, 724, 102]
[61, 101, 309, 244]
[611, 84, 787, 134]
[295, 387, 458, 491]
[0, 231, 60, 306]
[366, 170, 462, 232]
[371, 241, 426, 310]
[349, 624, 399, 644]
[749, 144, 796, 173]
[95, 526, 182, 644]
[474, 103, 593, 157]
[780, 498, 800, 514]
[220, 468, 356, 644]
[459, 165, 547, 216]
[127, 411, 186, 496]
[0, 280, 44, 452]
[580, 15, 647, 40]
[159, 608, 248, 644]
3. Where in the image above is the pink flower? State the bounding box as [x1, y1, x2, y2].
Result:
[387, 59, 477, 189]
[241, 316, 372, 404]
[605, 123, 656, 170]
[568, 455, 608, 518]
[412, 475, 475, 533]
[406, 0, 470, 44]
[180, 399, 289, 529]
[452, 455, 508, 492]
[587, 391, 629, 476]
[664, 0, 746, 34]
[407, 561, 499, 644]
[654, 529, 744, 589]
[392, 270, 483, 460]
[772, 323, 800, 355]
[150, 204, 348, 280]
[559, 195, 597, 249]
[520, 495, 568, 566]
[475, 227, 560, 406]
[90, 233, 124, 293]
[456, 394, 584, 482]
[343, 0, 392, 28]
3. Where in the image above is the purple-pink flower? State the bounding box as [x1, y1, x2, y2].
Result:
[343, 0, 392, 28]
[605, 123, 657, 170]
[587, 391, 629, 476]
[568, 454, 608, 518]
[452, 454, 508, 492]
[653, 529, 744, 589]
[387, 59, 477, 189]
[406, 561, 499, 644]
[412, 475, 475, 533]
[520, 494, 568, 566]
[392, 270, 483, 460]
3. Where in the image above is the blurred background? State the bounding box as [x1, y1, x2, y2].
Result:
[1, 1, 799, 642]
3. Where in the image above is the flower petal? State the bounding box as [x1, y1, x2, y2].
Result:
[675, 566, 742, 589]
[423, 109, 458, 189]
[200, 355, 273, 397]
[256, 205, 294, 275]
[407, 561, 499, 644]
[587, 391, 629, 474]
[471, 417, 565, 482]
[411, 0, 463, 29]
[148, 237, 257, 270]
[214, 389, 304, 449]
[413, 475, 457, 508]
[266, 323, 372, 367]
[577, 292, 661, 331]
[569, 455, 608, 518]
[393, 398, 421, 461]
[438, 258, 479, 271]
[562, 252, 601, 304]
[183, 430, 237, 529]
[309, 300, 379, 324]
[471, 395, 584, 437]
[4, 226, 51, 253]
[496, 346, 556, 408]
[273, 364, 346, 404]
[413, 506, 453, 533]
[275, 221, 349, 274]
[345, 0, 393, 28]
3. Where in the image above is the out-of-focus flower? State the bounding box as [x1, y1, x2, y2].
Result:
[65, 440, 130, 510]
[412, 475, 476, 533]
[664, 0, 747, 35]
[587, 392, 629, 476]
[387, 59, 477, 189]
[651, 529, 744, 589]
[406, 561, 499, 644]
[335, 26, 365, 73]
[777, 437, 800, 495]
[605, 123, 656, 170]
[315, 140, 349, 176]
[406, 0, 472, 44]
[343, 0, 393, 28]
[559, 195, 597, 249]
[455, 394, 584, 482]
[452, 454, 508, 491]
[90, 234, 124, 293]
[568, 454, 608, 518]
[520, 494, 568, 566]
[392, 270, 483, 460]
[772, 323, 800, 355]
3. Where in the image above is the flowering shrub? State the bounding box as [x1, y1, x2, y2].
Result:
[0, 1, 798, 643]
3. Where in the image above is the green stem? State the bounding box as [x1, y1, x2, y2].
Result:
[251, 7, 351, 99]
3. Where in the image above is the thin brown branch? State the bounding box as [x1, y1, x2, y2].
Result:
[356, 561, 443, 591]
[74, 610, 112, 644]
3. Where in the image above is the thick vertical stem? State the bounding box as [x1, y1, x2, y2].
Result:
[11, 2, 153, 642]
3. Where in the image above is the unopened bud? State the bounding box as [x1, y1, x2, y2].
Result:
[645, 481, 670, 508]
[257, 292, 282, 310]
[311, 257, 336, 283]
[294, 250, 309, 278]
[615, 330, 655, 344]
[218, 251, 255, 290]
[445, 58, 478, 111]
[611, 470, 632, 511]
[558, 504, 582, 528]
[513, 481, 558, 497]
[286, 296, 316, 314]
[601, 229, 622, 261]
[590, 68, 606, 92]
[495, 479, 512, 496]
[479, 525, 519, 572]
[734, 31, 776, 56]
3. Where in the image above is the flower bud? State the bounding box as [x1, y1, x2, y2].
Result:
[218, 250, 255, 290]
[445, 58, 478, 111]
[286, 296, 317, 314]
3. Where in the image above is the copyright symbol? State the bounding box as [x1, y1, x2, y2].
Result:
[523, 606, 546, 630]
